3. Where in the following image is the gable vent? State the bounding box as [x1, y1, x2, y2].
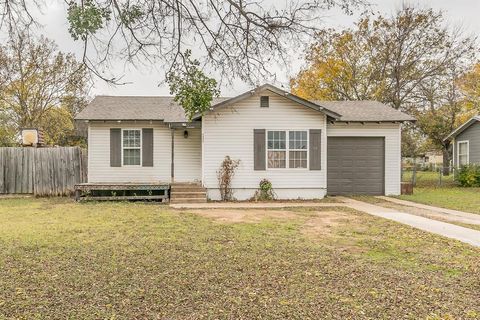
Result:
[260, 96, 269, 108]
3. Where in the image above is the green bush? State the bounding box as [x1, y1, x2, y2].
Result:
[457, 164, 480, 187]
[253, 179, 276, 201]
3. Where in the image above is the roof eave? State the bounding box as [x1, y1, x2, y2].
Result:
[331, 119, 416, 123]
[443, 116, 480, 142]
[74, 118, 165, 122]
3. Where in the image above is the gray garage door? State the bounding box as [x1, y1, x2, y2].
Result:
[327, 137, 385, 195]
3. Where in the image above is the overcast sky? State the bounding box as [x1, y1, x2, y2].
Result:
[35, 0, 480, 97]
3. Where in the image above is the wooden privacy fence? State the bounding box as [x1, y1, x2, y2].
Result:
[0, 147, 87, 196]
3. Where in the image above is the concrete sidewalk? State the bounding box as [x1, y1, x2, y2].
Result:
[376, 196, 480, 225]
[340, 197, 480, 248]
[172, 199, 480, 247]
[170, 202, 341, 209]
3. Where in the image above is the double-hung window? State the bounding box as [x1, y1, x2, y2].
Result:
[289, 131, 308, 168]
[458, 141, 469, 166]
[267, 130, 308, 169]
[267, 131, 286, 168]
[122, 129, 141, 165]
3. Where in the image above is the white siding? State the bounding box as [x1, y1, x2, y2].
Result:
[327, 123, 402, 195]
[202, 93, 328, 200]
[174, 128, 202, 182]
[88, 122, 201, 183]
[88, 121, 171, 183]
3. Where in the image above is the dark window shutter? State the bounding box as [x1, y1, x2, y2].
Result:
[309, 129, 322, 170]
[110, 128, 121, 167]
[142, 128, 154, 167]
[260, 96, 269, 108]
[254, 129, 266, 170]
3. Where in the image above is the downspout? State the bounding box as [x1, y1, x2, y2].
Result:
[170, 126, 175, 183]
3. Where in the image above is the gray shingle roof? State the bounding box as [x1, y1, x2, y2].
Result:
[315, 101, 415, 122]
[76, 92, 414, 123]
[75, 96, 230, 122]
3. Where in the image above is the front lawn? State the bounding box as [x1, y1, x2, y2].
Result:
[0, 198, 479, 319]
[399, 187, 480, 214]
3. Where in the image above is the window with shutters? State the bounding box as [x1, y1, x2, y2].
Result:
[267, 130, 308, 169]
[457, 141, 469, 166]
[289, 131, 308, 168]
[267, 131, 286, 168]
[122, 129, 142, 166]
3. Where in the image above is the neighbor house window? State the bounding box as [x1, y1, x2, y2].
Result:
[267, 130, 308, 169]
[458, 141, 469, 166]
[123, 129, 141, 165]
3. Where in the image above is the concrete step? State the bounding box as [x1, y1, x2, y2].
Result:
[171, 193, 207, 200]
[170, 190, 207, 195]
[171, 187, 206, 192]
[171, 182, 203, 185]
[170, 197, 207, 204]
[170, 183, 206, 203]
[171, 183, 204, 191]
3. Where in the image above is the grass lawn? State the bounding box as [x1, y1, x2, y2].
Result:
[398, 187, 480, 214]
[1, 198, 479, 319]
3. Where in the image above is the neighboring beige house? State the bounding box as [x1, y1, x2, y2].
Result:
[425, 151, 444, 166]
[75, 84, 414, 200]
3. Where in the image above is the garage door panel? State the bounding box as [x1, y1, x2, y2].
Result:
[327, 137, 385, 195]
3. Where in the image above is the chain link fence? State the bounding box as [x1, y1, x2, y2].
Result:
[401, 163, 457, 187]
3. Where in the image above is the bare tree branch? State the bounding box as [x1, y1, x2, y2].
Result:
[0, 0, 367, 85]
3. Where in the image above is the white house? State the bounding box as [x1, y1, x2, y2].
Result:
[75, 84, 414, 201]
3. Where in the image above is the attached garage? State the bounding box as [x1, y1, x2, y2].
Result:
[327, 137, 385, 195]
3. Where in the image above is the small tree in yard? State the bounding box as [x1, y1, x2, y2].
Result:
[217, 156, 240, 201]
[167, 50, 220, 121]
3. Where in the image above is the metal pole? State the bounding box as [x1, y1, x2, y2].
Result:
[439, 167, 442, 186]
[412, 161, 417, 186]
[171, 128, 175, 182]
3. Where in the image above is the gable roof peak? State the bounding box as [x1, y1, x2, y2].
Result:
[194, 83, 342, 120]
[444, 115, 480, 141]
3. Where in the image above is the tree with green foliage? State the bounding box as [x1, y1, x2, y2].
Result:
[459, 62, 480, 111]
[0, 107, 17, 146]
[166, 50, 220, 121]
[0, 33, 90, 146]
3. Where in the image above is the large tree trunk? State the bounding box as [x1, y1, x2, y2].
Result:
[442, 147, 450, 176]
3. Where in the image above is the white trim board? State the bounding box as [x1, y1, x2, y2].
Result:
[457, 140, 470, 166]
